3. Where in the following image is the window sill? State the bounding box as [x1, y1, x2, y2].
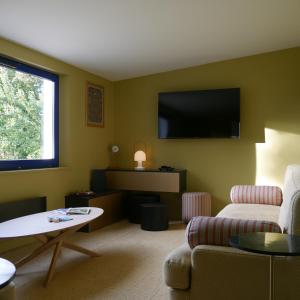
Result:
[0, 167, 71, 176]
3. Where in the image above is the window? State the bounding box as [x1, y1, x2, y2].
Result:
[0, 56, 59, 171]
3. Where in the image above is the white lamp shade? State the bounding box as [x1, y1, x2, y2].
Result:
[134, 150, 146, 162]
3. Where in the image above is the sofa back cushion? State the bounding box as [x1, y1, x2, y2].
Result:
[278, 165, 300, 234]
[230, 185, 282, 206]
[186, 216, 281, 249]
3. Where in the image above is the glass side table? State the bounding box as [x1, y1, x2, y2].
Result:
[230, 232, 300, 300]
[0, 258, 16, 300]
[0, 258, 15, 289]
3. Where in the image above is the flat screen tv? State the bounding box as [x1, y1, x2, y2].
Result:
[158, 88, 240, 139]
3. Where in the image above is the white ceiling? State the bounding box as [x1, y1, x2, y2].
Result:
[0, 0, 299, 81]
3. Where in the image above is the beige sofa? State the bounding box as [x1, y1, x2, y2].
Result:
[164, 165, 300, 300]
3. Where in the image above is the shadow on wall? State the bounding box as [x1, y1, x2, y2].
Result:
[256, 128, 300, 188]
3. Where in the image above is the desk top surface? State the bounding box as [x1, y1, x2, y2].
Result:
[106, 168, 186, 173]
[230, 232, 300, 256]
[0, 258, 16, 289]
[0, 207, 103, 239]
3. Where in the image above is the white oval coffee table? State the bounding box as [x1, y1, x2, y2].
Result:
[0, 207, 103, 286]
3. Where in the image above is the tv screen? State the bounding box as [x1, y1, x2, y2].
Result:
[158, 88, 240, 139]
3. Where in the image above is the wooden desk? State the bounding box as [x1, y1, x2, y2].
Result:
[106, 169, 186, 193]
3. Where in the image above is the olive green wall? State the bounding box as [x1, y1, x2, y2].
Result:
[0, 39, 114, 252]
[1, 40, 299, 250]
[114, 48, 300, 217]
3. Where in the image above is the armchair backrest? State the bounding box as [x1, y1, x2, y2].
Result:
[278, 165, 300, 234]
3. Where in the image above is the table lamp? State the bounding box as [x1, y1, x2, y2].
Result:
[134, 150, 146, 170]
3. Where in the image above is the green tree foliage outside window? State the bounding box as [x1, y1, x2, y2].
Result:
[0, 66, 43, 160]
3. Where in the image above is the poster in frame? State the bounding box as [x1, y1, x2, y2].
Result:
[86, 82, 104, 127]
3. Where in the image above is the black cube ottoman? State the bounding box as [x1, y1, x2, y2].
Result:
[128, 194, 160, 224]
[140, 203, 169, 231]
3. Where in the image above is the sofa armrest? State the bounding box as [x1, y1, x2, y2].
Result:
[163, 243, 192, 290]
[191, 245, 271, 300]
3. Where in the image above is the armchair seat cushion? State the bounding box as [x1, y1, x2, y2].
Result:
[216, 203, 280, 224]
[186, 216, 281, 249]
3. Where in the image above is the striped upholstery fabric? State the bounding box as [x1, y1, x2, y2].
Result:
[186, 216, 281, 248]
[182, 192, 211, 224]
[230, 185, 282, 206]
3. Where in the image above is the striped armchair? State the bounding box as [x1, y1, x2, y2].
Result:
[164, 165, 300, 300]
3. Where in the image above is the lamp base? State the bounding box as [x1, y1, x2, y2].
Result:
[135, 161, 145, 170]
[134, 166, 145, 170]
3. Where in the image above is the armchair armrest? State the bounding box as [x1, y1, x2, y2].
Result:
[163, 243, 192, 290]
[230, 185, 282, 205]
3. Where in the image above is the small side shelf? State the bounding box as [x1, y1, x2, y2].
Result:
[65, 191, 124, 232]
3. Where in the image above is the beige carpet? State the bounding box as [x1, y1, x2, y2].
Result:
[2, 220, 186, 300]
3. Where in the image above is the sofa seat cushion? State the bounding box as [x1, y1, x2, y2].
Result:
[217, 203, 280, 224]
[163, 243, 192, 290]
[186, 216, 281, 249]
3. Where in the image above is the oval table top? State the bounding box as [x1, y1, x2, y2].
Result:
[0, 258, 16, 289]
[0, 207, 103, 238]
[230, 232, 300, 256]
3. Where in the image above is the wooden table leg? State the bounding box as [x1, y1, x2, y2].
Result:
[269, 255, 274, 300]
[45, 240, 63, 287]
[62, 241, 99, 257]
[15, 222, 100, 285]
[15, 225, 81, 268]
[35, 234, 50, 244]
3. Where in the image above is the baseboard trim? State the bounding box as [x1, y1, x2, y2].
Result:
[169, 220, 184, 225]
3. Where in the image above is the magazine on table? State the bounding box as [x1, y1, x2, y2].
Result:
[67, 207, 91, 215]
[54, 207, 91, 215]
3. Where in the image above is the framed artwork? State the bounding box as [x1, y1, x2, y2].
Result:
[86, 82, 104, 127]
